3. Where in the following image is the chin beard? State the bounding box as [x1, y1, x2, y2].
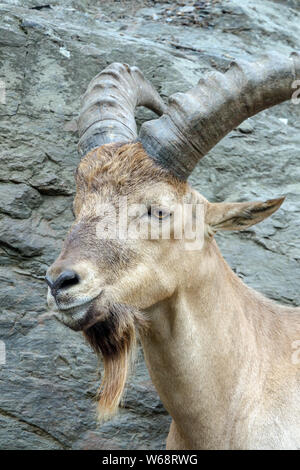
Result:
[83, 302, 148, 421]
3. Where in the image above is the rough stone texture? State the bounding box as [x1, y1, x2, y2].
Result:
[0, 0, 300, 450]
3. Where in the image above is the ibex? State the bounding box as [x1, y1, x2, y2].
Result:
[46, 53, 300, 449]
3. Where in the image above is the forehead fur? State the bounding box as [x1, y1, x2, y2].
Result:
[76, 142, 187, 197]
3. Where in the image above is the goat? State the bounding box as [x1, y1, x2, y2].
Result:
[46, 55, 300, 449]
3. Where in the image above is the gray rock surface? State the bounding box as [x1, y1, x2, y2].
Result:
[0, 0, 300, 450]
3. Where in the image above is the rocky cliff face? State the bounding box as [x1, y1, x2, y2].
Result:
[0, 0, 299, 450]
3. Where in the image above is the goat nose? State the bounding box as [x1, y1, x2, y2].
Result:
[45, 269, 80, 293]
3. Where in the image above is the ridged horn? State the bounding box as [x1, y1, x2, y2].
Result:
[78, 63, 167, 156]
[139, 52, 300, 180]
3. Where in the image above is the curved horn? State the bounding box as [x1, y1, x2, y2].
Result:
[139, 52, 300, 180]
[78, 63, 167, 156]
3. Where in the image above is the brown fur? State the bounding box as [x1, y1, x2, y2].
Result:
[75, 143, 187, 199]
[83, 302, 148, 420]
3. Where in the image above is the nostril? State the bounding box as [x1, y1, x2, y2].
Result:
[53, 270, 80, 292]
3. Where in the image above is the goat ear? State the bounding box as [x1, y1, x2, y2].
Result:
[206, 197, 285, 232]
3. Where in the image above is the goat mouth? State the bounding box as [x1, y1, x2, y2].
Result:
[53, 292, 105, 331]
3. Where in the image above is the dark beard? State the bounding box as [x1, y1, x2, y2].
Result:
[83, 302, 148, 421]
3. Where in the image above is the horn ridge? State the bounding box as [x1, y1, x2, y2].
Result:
[139, 52, 300, 180]
[78, 62, 166, 156]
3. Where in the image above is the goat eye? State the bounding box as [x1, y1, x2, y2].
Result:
[148, 207, 170, 220]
